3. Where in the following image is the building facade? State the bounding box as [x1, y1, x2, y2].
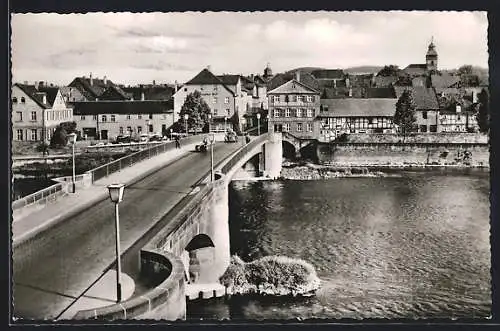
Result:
[438, 105, 478, 132]
[317, 98, 397, 141]
[267, 78, 321, 139]
[71, 100, 174, 140]
[173, 68, 248, 132]
[12, 84, 73, 142]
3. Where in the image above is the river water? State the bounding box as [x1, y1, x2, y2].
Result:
[187, 169, 491, 320]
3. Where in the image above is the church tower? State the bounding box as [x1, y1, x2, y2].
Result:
[426, 37, 438, 73]
[263, 62, 273, 80]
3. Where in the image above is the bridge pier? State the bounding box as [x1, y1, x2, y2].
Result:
[262, 133, 283, 179]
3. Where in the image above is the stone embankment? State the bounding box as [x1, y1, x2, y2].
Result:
[281, 164, 386, 180]
[219, 255, 321, 297]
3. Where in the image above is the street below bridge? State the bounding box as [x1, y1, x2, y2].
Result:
[13, 141, 241, 320]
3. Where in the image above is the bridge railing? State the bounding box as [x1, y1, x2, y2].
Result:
[220, 134, 269, 175]
[12, 182, 67, 211]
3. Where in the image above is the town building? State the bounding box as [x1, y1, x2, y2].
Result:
[438, 104, 478, 133]
[394, 86, 440, 133]
[267, 74, 321, 139]
[317, 98, 397, 141]
[68, 73, 114, 101]
[12, 83, 73, 142]
[403, 39, 439, 76]
[70, 100, 174, 140]
[173, 67, 249, 132]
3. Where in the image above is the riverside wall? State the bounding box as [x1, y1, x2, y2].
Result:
[316, 143, 489, 167]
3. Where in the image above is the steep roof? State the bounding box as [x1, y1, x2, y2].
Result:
[216, 75, 240, 85]
[59, 86, 86, 102]
[311, 69, 344, 80]
[394, 86, 439, 110]
[37, 86, 59, 106]
[122, 86, 174, 101]
[70, 100, 174, 115]
[68, 76, 114, 100]
[185, 68, 235, 95]
[267, 72, 320, 91]
[431, 73, 460, 89]
[13, 83, 50, 109]
[318, 98, 397, 117]
[373, 75, 398, 87]
[366, 87, 396, 98]
[403, 64, 428, 76]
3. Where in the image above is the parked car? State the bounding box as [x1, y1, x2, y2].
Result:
[149, 134, 163, 142]
[139, 134, 149, 142]
[115, 135, 132, 143]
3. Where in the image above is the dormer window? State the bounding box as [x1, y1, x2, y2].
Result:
[21, 97, 26, 103]
[12, 97, 18, 103]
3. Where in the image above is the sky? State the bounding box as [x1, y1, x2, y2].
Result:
[11, 11, 488, 86]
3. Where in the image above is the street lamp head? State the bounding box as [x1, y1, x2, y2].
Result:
[108, 183, 125, 203]
[184, 114, 189, 120]
[208, 113, 212, 120]
[256, 113, 261, 119]
[210, 133, 216, 142]
[68, 132, 77, 144]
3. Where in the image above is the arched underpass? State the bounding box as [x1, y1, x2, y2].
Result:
[183, 234, 216, 284]
[283, 140, 297, 160]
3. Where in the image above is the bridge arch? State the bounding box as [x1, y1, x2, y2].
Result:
[282, 140, 297, 160]
[184, 234, 216, 284]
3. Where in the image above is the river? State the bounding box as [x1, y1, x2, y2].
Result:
[187, 169, 491, 320]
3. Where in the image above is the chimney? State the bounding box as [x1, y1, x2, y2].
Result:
[103, 75, 107, 85]
[42, 93, 47, 104]
[153, 80, 156, 86]
[456, 104, 462, 113]
[39, 81, 44, 88]
[175, 80, 178, 93]
[345, 77, 350, 88]
[89, 72, 93, 86]
[141, 92, 145, 101]
[472, 90, 477, 103]
[349, 88, 353, 97]
[207, 65, 211, 72]
[295, 71, 300, 82]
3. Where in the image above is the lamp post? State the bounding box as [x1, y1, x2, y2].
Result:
[169, 128, 172, 140]
[208, 113, 212, 133]
[107, 183, 125, 303]
[184, 114, 189, 137]
[224, 116, 228, 132]
[210, 132, 215, 182]
[256, 113, 261, 136]
[68, 133, 77, 193]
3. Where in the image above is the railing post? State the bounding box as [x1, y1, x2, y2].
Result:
[107, 164, 109, 177]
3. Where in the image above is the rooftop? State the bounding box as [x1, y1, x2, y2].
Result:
[70, 100, 174, 115]
[319, 98, 397, 117]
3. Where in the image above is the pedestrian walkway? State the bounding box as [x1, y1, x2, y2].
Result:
[12, 140, 209, 246]
[57, 270, 135, 320]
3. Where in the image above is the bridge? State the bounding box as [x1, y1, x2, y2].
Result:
[12, 132, 282, 320]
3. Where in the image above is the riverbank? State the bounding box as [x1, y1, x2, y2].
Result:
[219, 255, 321, 297]
[280, 161, 489, 180]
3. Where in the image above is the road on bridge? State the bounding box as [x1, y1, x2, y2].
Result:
[13, 142, 242, 320]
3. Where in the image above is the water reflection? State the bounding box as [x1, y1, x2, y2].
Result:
[190, 170, 490, 320]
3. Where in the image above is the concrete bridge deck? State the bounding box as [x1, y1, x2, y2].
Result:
[12, 139, 243, 320]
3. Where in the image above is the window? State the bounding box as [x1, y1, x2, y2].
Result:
[306, 95, 313, 102]
[224, 97, 229, 104]
[93, 115, 98, 121]
[422, 111, 428, 119]
[149, 124, 154, 133]
[285, 109, 291, 117]
[457, 115, 461, 121]
[119, 127, 124, 134]
[30, 129, 37, 141]
[31, 111, 37, 121]
[110, 115, 116, 122]
[214, 85, 218, 91]
[420, 125, 428, 132]
[80, 115, 86, 120]
[283, 123, 290, 132]
[102, 115, 107, 122]
[213, 97, 218, 104]
[430, 125, 437, 133]
[126, 114, 131, 120]
[138, 114, 142, 120]
[12, 97, 17, 103]
[162, 114, 167, 119]
[21, 97, 26, 103]
[213, 109, 218, 116]
[306, 123, 313, 132]
[127, 126, 132, 133]
[15, 111, 22, 122]
[17, 129, 23, 140]
[307, 109, 314, 117]
[296, 95, 303, 102]
[297, 123, 303, 132]
[272, 95, 279, 103]
[274, 109, 280, 118]
[137, 126, 142, 133]
[291, 95, 297, 102]
[296, 109, 302, 117]
[184, 88, 187, 92]
[226, 109, 230, 116]
[149, 114, 153, 119]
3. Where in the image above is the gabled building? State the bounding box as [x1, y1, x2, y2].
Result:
[317, 98, 397, 141]
[267, 75, 321, 139]
[68, 74, 114, 101]
[122, 85, 175, 101]
[403, 39, 439, 76]
[173, 67, 248, 132]
[12, 83, 73, 142]
[71, 100, 174, 140]
[394, 86, 440, 133]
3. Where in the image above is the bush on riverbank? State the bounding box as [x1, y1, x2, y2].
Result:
[219, 255, 321, 296]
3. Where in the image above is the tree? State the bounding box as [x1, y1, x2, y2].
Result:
[178, 90, 211, 134]
[50, 121, 77, 147]
[476, 88, 489, 134]
[377, 65, 400, 77]
[458, 65, 473, 76]
[394, 90, 417, 144]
